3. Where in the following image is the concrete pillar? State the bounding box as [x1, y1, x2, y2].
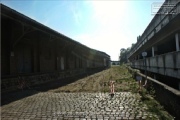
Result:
[175, 33, 180, 51]
[152, 47, 155, 57]
[152, 46, 158, 56]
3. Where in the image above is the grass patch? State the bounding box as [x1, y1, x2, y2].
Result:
[49, 65, 174, 119]
[138, 81, 174, 120]
[121, 65, 174, 120]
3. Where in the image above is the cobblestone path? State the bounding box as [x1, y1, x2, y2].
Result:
[1, 92, 158, 120]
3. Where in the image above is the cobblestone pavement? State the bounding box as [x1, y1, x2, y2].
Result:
[1, 92, 158, 120]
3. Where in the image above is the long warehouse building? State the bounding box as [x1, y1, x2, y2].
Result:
[1, 4, 110, 92]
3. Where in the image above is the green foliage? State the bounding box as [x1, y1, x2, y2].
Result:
[112, 62, 116, 65]
[127, 67, 174, 120]
[119, 48, 131, 64]
[148, 82, 156, 97]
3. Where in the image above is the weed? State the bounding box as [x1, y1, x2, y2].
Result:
[50, 65, 174, 120]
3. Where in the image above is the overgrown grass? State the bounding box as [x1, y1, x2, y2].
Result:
[112, 65, 139, 93]
[115, 65, 173, 120]
[139, 88, 174, 120]
[50, 65, 174, 119]
[124, 66, 174, 120]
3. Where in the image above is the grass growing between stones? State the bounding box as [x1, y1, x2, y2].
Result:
[49, 65, 173, 119]
[110, 65, 173, 119]
[139, 88, 174, 120]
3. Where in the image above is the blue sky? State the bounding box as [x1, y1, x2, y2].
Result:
[1, 0, 164, 60]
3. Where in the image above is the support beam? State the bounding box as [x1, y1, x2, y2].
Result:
[13, 24, 35, 48]
[175, 33, 180, 51]
[152, 47, 155, 57]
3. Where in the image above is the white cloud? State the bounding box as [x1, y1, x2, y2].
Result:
[68, 1, 84, 26]
[71, 6, 82, 26]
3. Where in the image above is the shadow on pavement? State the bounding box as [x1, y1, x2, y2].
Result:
[1, 72, 98, 106]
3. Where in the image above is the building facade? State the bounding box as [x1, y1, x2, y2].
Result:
[127, 0, 180, 89]
[1, 4, 110, 92]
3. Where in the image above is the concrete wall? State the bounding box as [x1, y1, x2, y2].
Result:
[128, 67, 180, 120]
[131, 51, 180, 79]
[1, 67, 108, 93]
[1, 69, 85, 92]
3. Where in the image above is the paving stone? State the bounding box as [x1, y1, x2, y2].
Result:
[1, 92, 159, 119]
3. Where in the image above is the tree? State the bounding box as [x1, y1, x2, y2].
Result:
[119, 48, 130, 64]
[112, 62, 116, 65]
[131, 43, 135, 49]
[137, 35, 141, 42]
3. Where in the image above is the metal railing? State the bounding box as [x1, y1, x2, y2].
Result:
[131, 51, 180, 79]
[128, 2, 180, 59]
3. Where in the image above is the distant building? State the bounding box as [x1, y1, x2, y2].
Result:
[111, 61, 120, 65]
